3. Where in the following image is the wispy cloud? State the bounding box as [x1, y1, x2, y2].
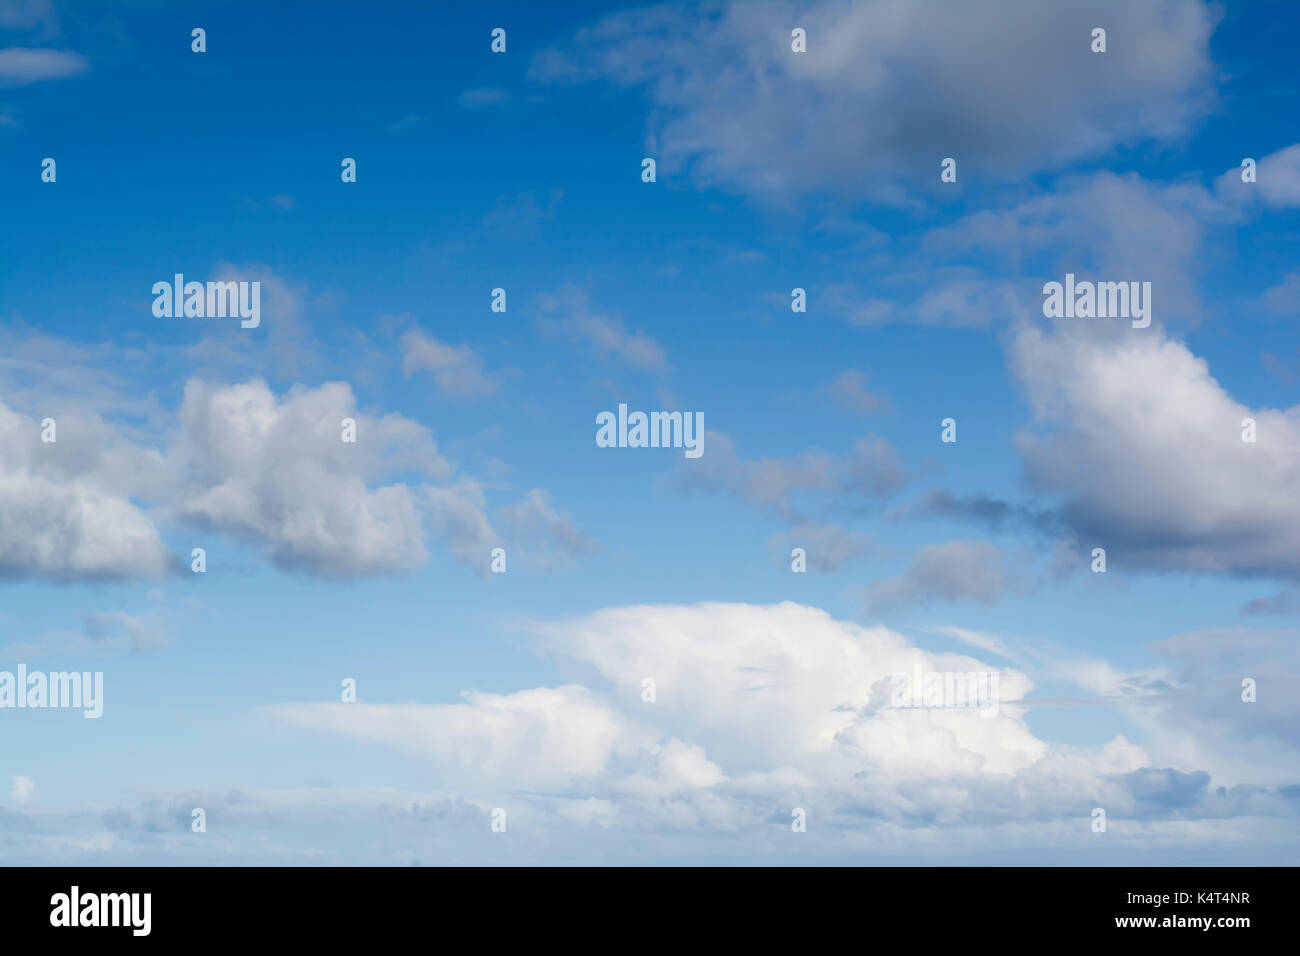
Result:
[0, 48, 87, 85]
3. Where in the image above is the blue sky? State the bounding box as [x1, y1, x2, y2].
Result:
[1, 0, 1298, 864]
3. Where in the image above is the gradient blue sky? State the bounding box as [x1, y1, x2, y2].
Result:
[1, 0, 1298, 864]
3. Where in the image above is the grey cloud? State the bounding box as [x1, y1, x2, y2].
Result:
[1215, 143, 1300, 210]
[400, 329, 497, 399]
[533, 0, 1218, 201]
[5, 602, 172, 659]
[898, 488, 1062, 537]
[537, 284, 666, 371]
[926, 172, 1227, 326]
[768, 523, 871, 572]
[865, 539, 1023, 613]
[1136, 627, 1300, 783]
[1242, 590, 1300, 617]
[677, 430, 908, 522]
[822, 369, 887, 415]
[497, 488, 597, 571]
[1010, 324, 1300, 579]
[0, 398, 172, 581]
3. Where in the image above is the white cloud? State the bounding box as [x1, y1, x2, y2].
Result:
[275, 601, 1058, 809]
[272, 685, 636, 791]
[1011, 324, 1300, 577]
[170, 379, 445, 577]
[543, 601, 1048, 777]
[268, 600, 1297, 847]
[0, 363, 573, 580]
[0, 605, 1292, 863]
[400, 329, 497, 399]
[1216, 143, 1300, 210]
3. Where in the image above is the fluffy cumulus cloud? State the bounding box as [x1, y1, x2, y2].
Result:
[0, 399, 172, 580]
[1010, 324, 1300, 578]
[533, 0, 1218, 200]
[539, 602, 1044, 778]
[0, 602, 1292, 863]
[257, 601, 1297, 861]
[0, 372, 591, 581]
[171, 379, 442, 577]
[171, 380, 595, 577]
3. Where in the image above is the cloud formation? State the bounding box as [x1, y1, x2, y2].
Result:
[1011, 324, 1300, 578]
[678, 430, 908, 521]
[258, 601, 1298, 858]
[0, 398, 171, 580]
[534, 0, 1218, 200]
[0, 47, 87, 85]
[401, 329, 497, 399]
[0, 370, 590, 581]
[538, 284, 667, 371]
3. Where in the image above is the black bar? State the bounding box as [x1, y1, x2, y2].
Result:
[0, 866, 1282, 942]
